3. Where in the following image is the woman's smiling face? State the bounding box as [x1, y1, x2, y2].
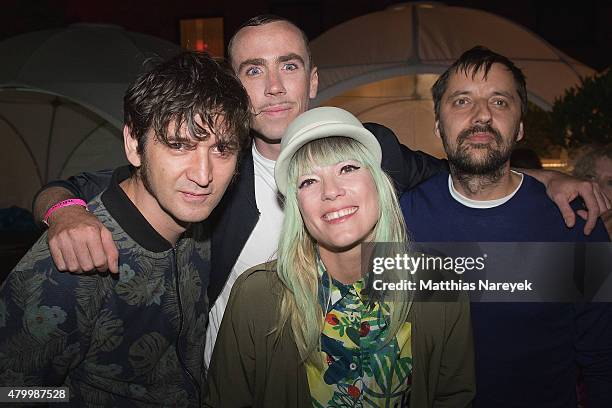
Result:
[296, 159, 380, 252]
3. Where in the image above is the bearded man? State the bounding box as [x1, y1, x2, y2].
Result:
[401, 46, 611, 408]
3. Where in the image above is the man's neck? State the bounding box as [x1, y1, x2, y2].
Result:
[254, 136, 281, 161]
[120, 177, 187, 246]
[319, 244, 362, 284]
[450, 163, 522, 201]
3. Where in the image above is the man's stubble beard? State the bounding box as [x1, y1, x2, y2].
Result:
[440, 121, 520, 195]
[137, 152, 190, 229]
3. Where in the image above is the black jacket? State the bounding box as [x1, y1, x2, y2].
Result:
[37, 123, 445, 304]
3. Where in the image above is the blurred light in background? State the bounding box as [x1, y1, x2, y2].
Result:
[180, 18, 224, 57]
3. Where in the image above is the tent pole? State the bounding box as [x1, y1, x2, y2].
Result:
[0, 112, 44, 186]
[44, 98, 59, 183]
[57, 121, 111, 178]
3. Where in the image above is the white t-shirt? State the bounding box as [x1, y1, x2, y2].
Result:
[204, 144, 284, 366]
[448, 170, 524, 208]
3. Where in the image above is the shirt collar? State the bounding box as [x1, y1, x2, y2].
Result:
[447, 171, 524, 209]
[316, 252, 368, 310]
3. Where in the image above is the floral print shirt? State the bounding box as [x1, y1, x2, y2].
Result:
[306, 258, 413, 408]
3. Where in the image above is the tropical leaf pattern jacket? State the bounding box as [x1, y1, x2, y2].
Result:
[0, 170, 210, 407]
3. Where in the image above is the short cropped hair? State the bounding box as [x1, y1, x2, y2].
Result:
[431, 46, 528, 121]
[124, 51, 251, 155]
[227, 14, 312, 70]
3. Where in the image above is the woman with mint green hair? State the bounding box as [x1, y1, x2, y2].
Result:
[205, 107, 475, 408]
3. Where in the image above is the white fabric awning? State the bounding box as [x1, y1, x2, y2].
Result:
[312, 2, 595, 110]
[0, 24, 179, 209]
[310, 2, 595, 157]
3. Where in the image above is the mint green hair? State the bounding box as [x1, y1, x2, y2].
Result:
[275, 136, 413, 367]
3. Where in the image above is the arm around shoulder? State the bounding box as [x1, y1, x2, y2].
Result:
[521, 168, 611, 235]
[34, 169, 119, 274]
[32, 169, 115, 223]
[363, 122, 447, 192]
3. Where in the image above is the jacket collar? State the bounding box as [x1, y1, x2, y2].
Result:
[208, 141, 260, 304]
[234, 143, 257, 209]
[101, 166, 173, 253]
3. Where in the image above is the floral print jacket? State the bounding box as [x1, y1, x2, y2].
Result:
[0, 170, 210, 407]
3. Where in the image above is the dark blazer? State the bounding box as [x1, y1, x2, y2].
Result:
[37, 123, 445, 305]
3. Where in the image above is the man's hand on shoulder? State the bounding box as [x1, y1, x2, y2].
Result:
[47, 205, 119, 274]
[524, 168, 611, 235]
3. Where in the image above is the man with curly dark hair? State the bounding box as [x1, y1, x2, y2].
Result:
[0, 51, 250, 406]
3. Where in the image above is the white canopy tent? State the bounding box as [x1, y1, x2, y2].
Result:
[0, 89, 123, 209]
[0, 24, 179, 209]
[311, 2, 596, 158]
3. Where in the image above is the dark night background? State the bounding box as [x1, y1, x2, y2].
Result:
[2, 0, 611, 71]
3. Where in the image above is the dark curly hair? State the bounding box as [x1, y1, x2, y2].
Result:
[123, 51, 251, 155]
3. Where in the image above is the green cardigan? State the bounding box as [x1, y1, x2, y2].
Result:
[205, 262, 475, 407]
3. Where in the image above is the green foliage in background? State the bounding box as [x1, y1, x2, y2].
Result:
[551, 69, 612, 148]
[520, 102, 557, 157]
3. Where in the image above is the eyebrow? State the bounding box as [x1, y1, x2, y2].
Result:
[237, 58, 266, 73]
[446, 90, 469, 99]
[492, 91, 515, 100]
[237, 53, 306, 73]
[446, 90, 516, 100]
[278, 53, 305, 66]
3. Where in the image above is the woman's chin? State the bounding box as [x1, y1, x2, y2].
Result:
[318, 236, 366, 254]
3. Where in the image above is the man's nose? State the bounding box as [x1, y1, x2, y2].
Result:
[265, 70, 286, 96]
[187, 148, 213, 187]
[473, 100, 492, 124]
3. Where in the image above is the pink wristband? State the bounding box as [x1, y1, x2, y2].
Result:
[43, 199, 88, 226]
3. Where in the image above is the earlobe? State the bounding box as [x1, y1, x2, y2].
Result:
[434, 120, 441, 139]
[123, 125, 141, 167]
[516, 122, 524, 142]
[309, 66, 319, 99]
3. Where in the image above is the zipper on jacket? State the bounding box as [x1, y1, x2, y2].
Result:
[172, 246, 201, 407]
